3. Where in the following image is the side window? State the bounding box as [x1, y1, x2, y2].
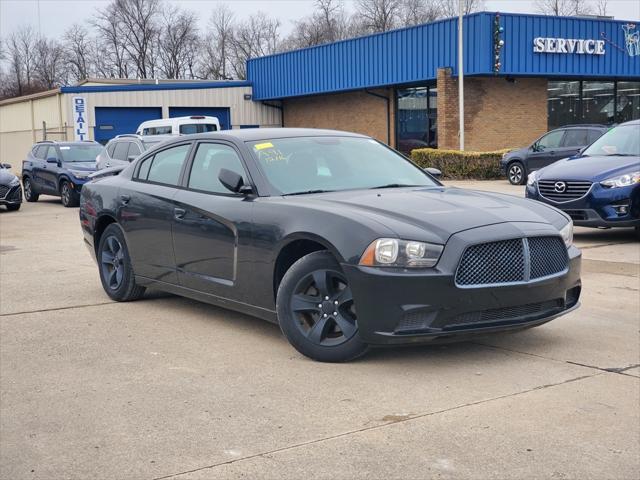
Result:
[187, 143, 246, 194]
[588, 129, 604, 144]
[33, 145, 47, 159]
[537, 130, 565, 150]
[112, 142, 130, 161]
[563, 129, 588, 147]
[45, 146, 60, 161]
[143, 126, 172, 135]
[179, 124, 199, 135]
[128, 143, 142, 159]
[144, 144, 191, 186]
[107, 142, 117, 157]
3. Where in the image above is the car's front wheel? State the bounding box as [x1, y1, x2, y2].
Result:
[97, 223, 146, 302]
[276, 251, 369, 362]
[23, 178, 38, 202]
[507, 161, 526, 185]
[60, 180, 79, 207]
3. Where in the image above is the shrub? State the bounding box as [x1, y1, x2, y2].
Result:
[410, 148, 512, 180]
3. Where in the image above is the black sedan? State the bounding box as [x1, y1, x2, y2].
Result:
[0, 162, 22, 211]
[79, 129, 581, 362]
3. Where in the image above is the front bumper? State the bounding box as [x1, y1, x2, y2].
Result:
[343, 223, 581, 346]
[526, 182, 640, 228]
[0, 185, 22, 205]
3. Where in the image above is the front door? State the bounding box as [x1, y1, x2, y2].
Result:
[118, 142, 193, 284]
[172, 141, 254, 300]
[528, 129, 567, 170]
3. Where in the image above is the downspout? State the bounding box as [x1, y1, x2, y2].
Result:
[261, 101, 284, 127]
[365, 89, 391, 146]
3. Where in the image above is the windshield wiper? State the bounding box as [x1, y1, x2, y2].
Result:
[283, 189, 335, 196]
[372, 183, 423, 189]
[604, 153, 636, 157]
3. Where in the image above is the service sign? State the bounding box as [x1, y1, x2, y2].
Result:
[533, 37, 606, 55]
[72, 96, 89, 141]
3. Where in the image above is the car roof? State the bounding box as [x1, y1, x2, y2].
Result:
[34, 141, 99, 147]
[171, 128, 370, 143]
[620, 119, 640, 126]
[556, 124, 608, 129]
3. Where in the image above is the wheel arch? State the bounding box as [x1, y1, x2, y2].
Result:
[94, 214, 118, 257]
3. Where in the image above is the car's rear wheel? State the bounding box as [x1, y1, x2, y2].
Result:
[507, 161, 526, 185]
[60, 180, 79, 207]
[23, 178, 38, 202]
[98, 223, 146, 302]
[276, 251, 369, 362]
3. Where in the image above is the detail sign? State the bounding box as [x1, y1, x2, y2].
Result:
[72, 96, 89, 141]
[533, 37, 605, 55]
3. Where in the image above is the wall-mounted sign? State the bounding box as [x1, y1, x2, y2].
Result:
[533, 37, 605, 55]
[72, 96, 89, 141]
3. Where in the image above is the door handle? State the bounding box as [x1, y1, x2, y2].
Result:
[174, 207, 186, 220]
[120, 194, 130, 205]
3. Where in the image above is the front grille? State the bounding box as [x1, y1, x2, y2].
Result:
[538, 180, 592, 202]
[7, 187, 21, 202]
[0, 185, 9, 199]
[446, 299, 565, 329]
[455, 236, 568, 287]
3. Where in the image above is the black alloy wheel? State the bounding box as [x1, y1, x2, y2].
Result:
[507, 162, 526, 185]
[276, 251, 368, 362]
[101, 235, 125, 291]
[60, 181, 78, 207]
[23, 178, 38, 202]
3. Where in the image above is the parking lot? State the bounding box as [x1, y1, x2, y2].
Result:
[1, 180, 638, 480]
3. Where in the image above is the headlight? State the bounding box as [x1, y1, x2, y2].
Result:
[526, 170, 538, 186]
[559, 220, 573, 248]
[600, 171, 640, 188]
[359, 238, 444, 268]
[9, 176, 20, 186]
[69, 169, 90, 179]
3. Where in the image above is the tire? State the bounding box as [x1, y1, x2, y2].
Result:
[507, 161, 526, 185]
[97, 223, 146, 302]
[6, 204, 21, 211]
[276, 251, 369, 362]
[60, 180, 79, 207]
[635, 226, 640, 241]
[23, 177, 38, 202]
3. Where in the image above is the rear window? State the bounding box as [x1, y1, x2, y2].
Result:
[143, 126, 173, 135]
[179, 124, 218, 135]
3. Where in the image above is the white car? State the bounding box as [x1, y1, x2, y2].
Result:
[136, 116, 221, 136]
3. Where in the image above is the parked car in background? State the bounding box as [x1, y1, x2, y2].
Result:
[526, 120, 639, 238]
[501, 124, 608, 185]
[0, 162, 22, 211]
[80, 128, 580, 362]
[22, 141, 102, 207]
[136, 116, 221, 136]
[96, 134, 175, 170]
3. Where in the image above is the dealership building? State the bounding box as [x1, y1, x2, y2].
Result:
[1, 11, 639, 167]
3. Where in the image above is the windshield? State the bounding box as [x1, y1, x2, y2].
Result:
[248, 136, 437, 195]
[59, 145, 104, 162]
[583, 124, 640, 157]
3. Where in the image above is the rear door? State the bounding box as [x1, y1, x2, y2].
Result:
[172, 141, 254, 300]
[110, 141, 131, 167]
[118, 142, 193, 284]
[29, 146, 48, 192]
[39, 146, 61, 194]
[528, 129, 567, 170]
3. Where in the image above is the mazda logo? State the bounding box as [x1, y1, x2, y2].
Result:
[554, 181, 567, 193]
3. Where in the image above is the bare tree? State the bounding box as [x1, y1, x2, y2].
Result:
[230, 12, 281, 79]
[535, 0, 593, 16]
[595, 0, 609, 16]
[399, 0, 441, 26]
[200, 5, 235, 80]
[157, 5, 198, 78]
[34, 37, 68, 88]
[92, 4, 130, 78]
[6, 26, 39, 96]
[63, 25, 93, 81]
[354, 0, 402, 33]
[438, 0, 484, 17]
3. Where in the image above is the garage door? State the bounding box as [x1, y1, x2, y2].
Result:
[168, 107, 231, 131]
[94, 107, 162, 144]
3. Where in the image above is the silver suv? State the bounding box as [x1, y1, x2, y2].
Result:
[96, 134, 175, 170]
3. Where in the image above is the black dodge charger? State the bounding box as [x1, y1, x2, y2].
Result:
[79, 129, 581, 362]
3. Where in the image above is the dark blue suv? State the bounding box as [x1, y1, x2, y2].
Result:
[22, 141, 103, 207]
[526, 120, 640, 237]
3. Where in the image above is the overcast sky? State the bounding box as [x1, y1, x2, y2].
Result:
[1, 0, 639, 39]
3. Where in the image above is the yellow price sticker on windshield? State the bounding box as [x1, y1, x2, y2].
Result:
[254, 142, 274, 150]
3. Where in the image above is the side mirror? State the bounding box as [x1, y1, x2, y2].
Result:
[127, 155, 137, 162]
[46, 157, 58, 164]
[218, 168, 253, 195]
[2, 163, 11, 169]
[424, 167, 442, 178]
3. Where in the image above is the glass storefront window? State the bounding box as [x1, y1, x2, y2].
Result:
[616, 81, 640, 123]
[396, 86, 437, 154]
[582, 81, 615, 124]
[548, 80, 580, 130]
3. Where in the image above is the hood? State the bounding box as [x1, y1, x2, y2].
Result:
[63, 162, 97, 172]
[537, 155, 639, 182]
[504, 147, 529, 160]
[0, 168, 18, 185]
[283, 187, 567, 244]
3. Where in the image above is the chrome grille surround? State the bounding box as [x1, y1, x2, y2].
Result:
[455, 236, 568, 288]
[537, 180, 592, 203]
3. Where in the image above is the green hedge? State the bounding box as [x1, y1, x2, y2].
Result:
[411, 148, 512, 180]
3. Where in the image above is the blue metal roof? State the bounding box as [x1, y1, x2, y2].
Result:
[248, 12, 640, 101]
[60, 81, 251, 94]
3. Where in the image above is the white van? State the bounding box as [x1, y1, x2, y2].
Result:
[136, 116, 222, 136]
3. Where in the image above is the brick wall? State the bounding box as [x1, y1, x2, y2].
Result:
[436, 68, 548, 151]
[282, 89, 395, 147]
